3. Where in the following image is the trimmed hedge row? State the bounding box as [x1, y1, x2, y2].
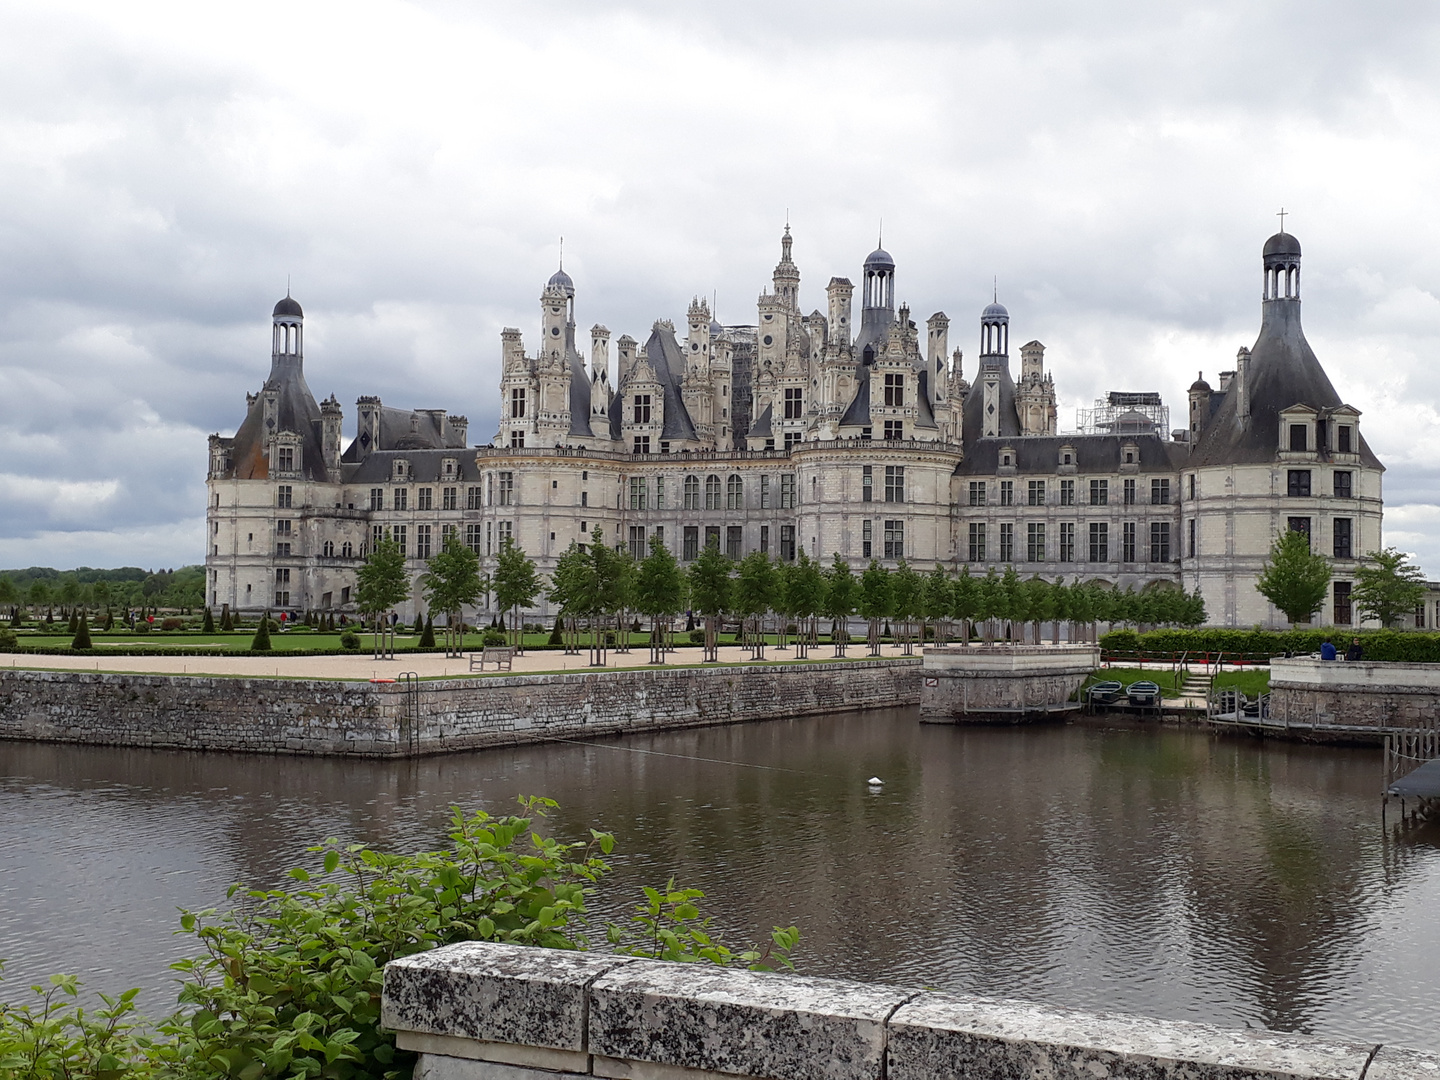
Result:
[1099, 627, 1440, 663]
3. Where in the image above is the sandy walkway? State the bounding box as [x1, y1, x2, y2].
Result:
[1, 642, 922, 681]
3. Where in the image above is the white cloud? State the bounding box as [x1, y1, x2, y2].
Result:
[1, 0, 1439, 570]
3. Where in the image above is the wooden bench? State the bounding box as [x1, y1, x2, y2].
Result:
[468, 646, 514, 672]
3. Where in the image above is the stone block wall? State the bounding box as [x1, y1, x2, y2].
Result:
[920, 645, 1099, 721]
[1268, 658, 1440, 733]
[382, 940, 1436, 1080]
[0, 659, 921, 758]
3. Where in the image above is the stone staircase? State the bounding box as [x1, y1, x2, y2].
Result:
[1180, 670, 1213, 699]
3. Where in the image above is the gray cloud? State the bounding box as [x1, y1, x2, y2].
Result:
[1, 0, 1438, 572]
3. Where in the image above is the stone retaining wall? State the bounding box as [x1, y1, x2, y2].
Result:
[920, 644, 1099, 721]
[0, 659, 920, 757]
[1268, 658, 1440, 734]
[382, 940, 1436, 1080]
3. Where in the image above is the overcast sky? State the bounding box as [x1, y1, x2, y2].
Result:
[2, 0, 1439, 574]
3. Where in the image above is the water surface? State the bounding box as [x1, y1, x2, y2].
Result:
[2, 711, 1437, 1049]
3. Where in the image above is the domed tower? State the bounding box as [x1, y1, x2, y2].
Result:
[1263, 229, 1301, 303]
[272, 293, 304, 367]
[979, 299, 1009, 367]
[855, 243, 895, 363]
[772, 226, 801, 313]
[979, 298, 1010, 438]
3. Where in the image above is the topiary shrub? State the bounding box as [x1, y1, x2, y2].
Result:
[689, 629, 705, 644]
[71, 613, 93, 650]
[0, 627, 17, 651]
[202, 607, 215, 633]
[340, 629, 361, 650]
[549, 615, 564, 646]
[67, 611, 79, 634]
[419, 616, 436, 648]
[481, 629, 506, 647]
[251, 615, 273, 652]
[161, 617, 185, 632]
[133, 620, 150, 635]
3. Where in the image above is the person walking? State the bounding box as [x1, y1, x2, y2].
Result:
[1345, 637, 1364, 662]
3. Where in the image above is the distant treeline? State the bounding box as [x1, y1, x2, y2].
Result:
[0, 566, 206, 612]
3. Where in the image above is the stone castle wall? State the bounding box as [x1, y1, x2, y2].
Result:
[0, 658, 921, 758]
[1268, 657, 1440, 733]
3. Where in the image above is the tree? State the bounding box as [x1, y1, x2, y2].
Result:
[952, 565, 978, 645]
[858, 560, 892, 656]
[250, 611, 273, 652]
[547, 542, 591, 656]
[998, 567, 1024, 643]
[733, 551, 777, 659]
[202, 606, 215, 634]
[688, 537, 731, 662]
[890, 559, 921, 654]
[921, 564, 952, 646]
[636, 533, 686, 664]
[356, 536, 410, 658]
[1255, 529, 1331, 626]
[823, 554, 857, 656]
[71, 611, 92, 650]
[1352, 547, 1428, 628]
[786, 551, 825, 659]
[0, 576, 16, 608]
[1048, 576, 1068, 643]
[493, 537, 542, 654]
[1022, 576, 1052, 645]
[420, 532, 484, 656]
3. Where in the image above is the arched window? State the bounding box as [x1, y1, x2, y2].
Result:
[341, 541, 353, 558]
[684, 474, 700, 510]
[705, 475, 722, 510]
[726, 474, 743, 510]
[323, 540, 334, 557]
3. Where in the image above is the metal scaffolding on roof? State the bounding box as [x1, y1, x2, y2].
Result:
[1075, 391, 1169, 437]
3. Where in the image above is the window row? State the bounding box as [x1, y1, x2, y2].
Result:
[967, 478, 1172, 507]
[1286, 470, 1353, 498]
[366, 475, 514, 512]
[966, 521, 1173, 564]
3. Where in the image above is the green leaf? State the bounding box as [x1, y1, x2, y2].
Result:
[324, 850, 340, 875]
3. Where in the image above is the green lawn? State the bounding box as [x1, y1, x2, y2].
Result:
[1211, 669, 1270, 696]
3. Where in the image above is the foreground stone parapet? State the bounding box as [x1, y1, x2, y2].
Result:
[382, 941, 1436, 1080]
[1268, 658, 1440, 737]
[920, 645, 1099, 722]
[589, 961, 912, 1080]
[887, 993, 1375, 1080]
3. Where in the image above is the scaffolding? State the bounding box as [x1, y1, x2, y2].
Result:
[1074, 391, 1169, 437]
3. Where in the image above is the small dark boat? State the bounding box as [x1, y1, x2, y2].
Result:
[1126, 680, 1161, 708]
[1086, 680, 1124, 706]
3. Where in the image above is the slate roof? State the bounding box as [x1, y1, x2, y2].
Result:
[961, 359, 1021, 441]
[747, 402, 773, 439]
[1191, 299, 1382, 469]
[955, 431, 1186, 475]
[611, 322, 700, 442]
[228, 356, 328, 482]
[339, 405, 466, 463]
[346, 448, 480, 484]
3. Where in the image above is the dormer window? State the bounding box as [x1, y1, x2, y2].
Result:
[1289, 424, 1308, 452]
[1337, 425, 1352, 453]
[442, 458, 457, 478]
[1063, 453, 1072, 465]
[393, 459, 410, 481]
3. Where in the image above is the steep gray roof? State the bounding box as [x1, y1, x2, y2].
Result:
[1191, 299, 1381, 469]
[961, 359, 1022, 441]
[229, 355, 328, 481]
[955, 432, 1186, 475]
[610, 323, 700, 442]
[747, 402, 773, 439]
[340, 406, 465, 463]
[346, 448, 481, 484]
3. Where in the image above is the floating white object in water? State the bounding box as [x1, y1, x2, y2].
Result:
[867, 777, 884, 786]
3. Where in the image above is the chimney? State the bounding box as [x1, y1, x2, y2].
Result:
[1235, 348, 1251, 421]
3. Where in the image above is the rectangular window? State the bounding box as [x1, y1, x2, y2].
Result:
[1333, 517, 1353, 559]
[726, 526, 743, 561]
[1027, 522, 1045, 562]
[581, 490, 589, 508]
[683, 526, 699, 562]
[883, 419, 903, 440]
[510, 429, 525, 448]
[883, 372, 905, 407]
[784, 430, 802, 451]
[341, 586, 350, 605]
[968, 522, 986, 563]
[780, 525, 796, 562]
[466, 486, 481, 510]
[1337, 425, 1352, 453]
[705, 476, 721, 510]
[497, 520, 513, 547]
[277, 485, 292, 509]
[1288, 516, 1312, 548]
[416, 524, 432, 559]
[1090, 478, 1109, 506]
[885, 465, 904, 503]
[441, 523, 456, 543]
[1123, 478, 1136, 505]
[1059, 521, 1075, 562]
[862, 466, 873, 502]
[884, 520, 904, 559]
[1287, 469, 1311, 497]
[705, 525, 721, 552]
[1187, 518, 1196, 558]
[486, 521, 492, 556]
[276, 519, 292, 536]
[968, 481, 987, 506]
[783, 387, 803, 419]
[370, 487, 384, 511]
[1149, 521, 1171, 562]
[1187, 474, 1196, 500]
[394, 488, 408, 511]
[274, 542, 291, 557]
[1334, 581, 1352, 625]
[628, 526, 646, 560]
[633, 394, 651, 424]
[1333, 471, 1352, 498]
[1289, 423, 1308, 451]
[1122, 521, 1137, 562]
[464, 523, 481, 553]
[779, 474, 796, 509]
[684, 475, 701, 510]
[999, 480, 1014, 506]
[442, 486, 457, 510]
[633, 435, 651, 454]
[760, 475, 770, 509]
[1060, 479, 1075, 506]
[862, 519, 873, 558]
[276, 447, 294, 472]
[393, 524, 407, 556]
[1417, 604, 1428, 629]
[999, 522, 1014, 562]
[656, 476, 666, 510]
[1150, 478, 1170, 505]
[1089, 522, 1109, 562]
[511, 388, 526, 418]
[760, 524, 769, 554]
[629, 476, 648, 510]
[1027, 480, 1046, 506]
[497, 472, 514, 506]
[372, 524, 384, 551]
[275, 590, 289, 607]
[417, 487, 432, 511]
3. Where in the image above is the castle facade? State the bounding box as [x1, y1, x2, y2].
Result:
[206, 228, 1384, 629]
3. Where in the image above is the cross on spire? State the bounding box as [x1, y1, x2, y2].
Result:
[1276, 207, 1287, 233]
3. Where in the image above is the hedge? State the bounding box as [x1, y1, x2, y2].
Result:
[1099, 627, 1440, 663]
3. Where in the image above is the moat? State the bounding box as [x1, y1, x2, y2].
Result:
[2, 708, 1438, 1051]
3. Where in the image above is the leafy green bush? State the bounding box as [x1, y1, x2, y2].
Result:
[339, 630, 361, 650]
[0, 627, 17, 651]
[1099, 626, 1440, 662]
[0, 800, 798, 1080]
[481, 629, 506, 647]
